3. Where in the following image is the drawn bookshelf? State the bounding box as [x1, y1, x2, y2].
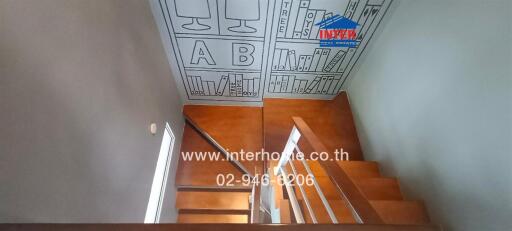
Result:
[187, 73, 260, 97]
[159, 0, 271, 102]
[268, 74, 341, 94]
[155, 0, 392, 103]
[265, 0, 392, 98]
[271, 47, 348, 73]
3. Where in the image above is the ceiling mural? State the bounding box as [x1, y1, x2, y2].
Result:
[151, 0, 393, 105]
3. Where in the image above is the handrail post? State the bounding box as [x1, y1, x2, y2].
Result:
[275, 126, 305, 223]
[275, 127, 301, 175]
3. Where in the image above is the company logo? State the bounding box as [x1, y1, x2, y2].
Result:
[316, 15, 359, 48]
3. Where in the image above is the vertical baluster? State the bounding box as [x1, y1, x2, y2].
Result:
[250, 178, 261, 223]
[275, 126, 306, 223]
[280, 166, 305, 223]
[296, 146, 339, 223]
[288, 159, 318, 223]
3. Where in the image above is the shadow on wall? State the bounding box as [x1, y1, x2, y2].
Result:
[0, 0, 184, 223]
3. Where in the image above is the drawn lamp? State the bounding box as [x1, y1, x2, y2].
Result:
[175, 0, 211, 31]
[225, 0, 260, 33]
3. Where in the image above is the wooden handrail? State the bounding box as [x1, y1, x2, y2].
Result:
[291, 117, 384, 224]
[184, 116, 253, 177]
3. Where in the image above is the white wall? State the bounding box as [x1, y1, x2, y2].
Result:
[0, 0, 184, 222]
[347, 0, 512, 230]
[150, 0, 393, 105]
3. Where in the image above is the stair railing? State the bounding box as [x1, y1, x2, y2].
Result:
[184, 116, 253, 178]
[250, 174, 262, 223]
[278, 157, 305, 223]
[274, 125, 336, 224]
[274, 117, 385, 224]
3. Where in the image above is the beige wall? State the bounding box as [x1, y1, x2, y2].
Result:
[0, 0, 184, 222]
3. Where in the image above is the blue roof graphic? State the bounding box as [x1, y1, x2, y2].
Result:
[315, 15, 359, 29]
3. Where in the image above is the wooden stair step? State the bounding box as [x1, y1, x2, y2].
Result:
[370, 200, 430, 225]
[286, 160, 340, 200]
[183, 105, 264, 175]
[179, 208, 250, 215]
[285, 160, 392, 223]
[338, 161, 381, 179]
[297, 176, 403, 201]
[294, 176, 342, 200]
[295, 191, 336, 224]
[176, 123, 245, 186]
[263, 92, 365, 161]
[177, 213, 248, 223]
[176, 191, 250, 210]
[306, 161, 381, 179]
[177, 185, 253, 192]
[354, 178, 403, 200]
[279, 199, 292, 224]
[299, 199, 357, 224]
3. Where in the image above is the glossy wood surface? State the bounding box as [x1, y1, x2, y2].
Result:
[176, 191, 250, 210]
[175, 92, 431, 226]
[184, 105, 264, 175]
[288, 159, 354, 223]
[355, 178, 403, 200]
[251, 182, 261, 223]
[178, 214, 249, 223]
[176, 123, 245, 186]
[0, 224, 442, 231]
[279, 200, 292, 224]
[300, 199, 357, 224]
[370, 201, 430, 225]
[264, 92, 363, 160]
[292, 117, 384, 224]
[305, 161, 381, 178]
[177, 105, 266, 224]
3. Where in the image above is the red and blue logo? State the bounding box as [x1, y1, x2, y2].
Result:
[316, 15, 359, 48]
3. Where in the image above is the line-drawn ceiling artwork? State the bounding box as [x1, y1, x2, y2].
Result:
[151, 0, 393, 105]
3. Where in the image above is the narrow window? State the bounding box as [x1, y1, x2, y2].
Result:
[144, 123, 175, 223]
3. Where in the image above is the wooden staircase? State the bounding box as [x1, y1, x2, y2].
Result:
[173, 92, 439, 230]
[289, 160, 430, 224]
[175, 122, 257, 223]
[175, 106, 264, 223]
[177, 190, 252, 223]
